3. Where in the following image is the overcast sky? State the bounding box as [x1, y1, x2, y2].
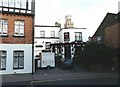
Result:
[35, 0, 119, 41]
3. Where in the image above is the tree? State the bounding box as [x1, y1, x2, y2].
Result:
[77, 42, 114, 71]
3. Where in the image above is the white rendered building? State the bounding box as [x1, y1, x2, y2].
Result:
[34, 25, 61, 59]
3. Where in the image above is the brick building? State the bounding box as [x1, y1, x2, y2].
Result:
[0, 0, 35, 75]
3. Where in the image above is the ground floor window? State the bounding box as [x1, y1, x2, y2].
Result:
[13, 51, 24, 69]
[45, 42, 51, 50]
[0, 50, 7, 70]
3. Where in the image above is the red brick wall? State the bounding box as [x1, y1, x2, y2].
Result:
[0, 14, 33, 44]
[105, 23, 119, 48]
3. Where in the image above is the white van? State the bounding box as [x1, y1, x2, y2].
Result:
[39, 52, 55, 69]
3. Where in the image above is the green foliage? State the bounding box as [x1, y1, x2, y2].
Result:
[75, 42, 115, 70]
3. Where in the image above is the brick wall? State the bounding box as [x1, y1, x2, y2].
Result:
[0, 14, 33, 44]
[105, 23, 119, 48]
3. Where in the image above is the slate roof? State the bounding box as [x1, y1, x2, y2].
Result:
[93, 12, 118, 38]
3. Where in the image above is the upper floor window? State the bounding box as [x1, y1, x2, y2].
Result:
[51, 31, 55, 38]
[14, 20, 24, 36]
[13, 51, 24, 69]
[75, 32, 82, 41]
[40, 31, 45, 37]
[0, 19, 8, 36]
[0, 50, 7, 70]
[64, 32, 70, 41]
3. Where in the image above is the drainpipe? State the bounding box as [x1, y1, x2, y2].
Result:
[32, 0, 35, 74]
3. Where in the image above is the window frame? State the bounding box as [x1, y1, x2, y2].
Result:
[14, 20, 25, 37]
[0, 50, 7, 70]
[64, 32, 70, 41]
[40, 30, 45, 38]
[0, 19, 8, 36]
[13, 50, 24, 69]
[50, 31, 55, 38]
[75, 32, 82, 41]
[45, 42, 51, 50]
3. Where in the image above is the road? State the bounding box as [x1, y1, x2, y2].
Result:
[1, 67, 119, 87]
[2, 77, 118, 86]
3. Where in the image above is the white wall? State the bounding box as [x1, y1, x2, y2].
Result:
[35, 26, 60, 38]
[0, 44, 32, 75]
[59, 28, 86, 43]
[34, 38, 59, 57]
[34, 26, 60, 59]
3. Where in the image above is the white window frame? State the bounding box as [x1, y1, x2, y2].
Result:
[14, 20, 24, 36]
[40, 30, 45, 37]
[0, 19, 8, 36]
[51, 31, 55, 38]
[0, 50, 7, 70]
[13, 50, 24, 69]
[75, 32, 82, 41]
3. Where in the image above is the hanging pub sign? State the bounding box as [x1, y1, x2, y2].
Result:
[64, 32, 70, 41]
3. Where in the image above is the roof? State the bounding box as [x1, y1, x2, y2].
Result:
[34, 25, 61, 28]
[93, 12, 118, 37]
[59, 27, 86, 32]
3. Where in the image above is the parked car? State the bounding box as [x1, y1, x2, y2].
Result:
[61, 58, 74, 69]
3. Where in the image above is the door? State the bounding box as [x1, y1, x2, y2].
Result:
[64, 44, 71, 59]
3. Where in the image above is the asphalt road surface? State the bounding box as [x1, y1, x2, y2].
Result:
[2, 77, 118, 86]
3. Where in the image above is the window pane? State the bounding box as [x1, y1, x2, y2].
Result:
[40, 31, 45, 37]
[0, 19, 2, 35]
[75, 32, 82, 41]
[21, 0, 26, 9]
[19, 51, 24, 56]
[0, 0, 2, 6]
[15, 25, 19, 35]
[15, 0, 20, 8]
[9, 0, 15, 7]
[1, 57, 6, 68]
[20, 21, 24, 25]
[0, 51, 6, 70]
[2, 51, 6, 56]
[13, 57, 18, 68]
[46, 42, 51, 49]
[51, 31, 55, 37]
[3, 25, 8, 34]
[14, 21, 24, 36]
[13, 51, 19, 57]
[15, 21, 20, 25]
[3, 0, 8, 7]
[19, 57, 24, 68]
[19, 26, 24, 36]
[0, 19, 8, 35]
[13, 51, 24, 69]
[3, 20, 8, 25]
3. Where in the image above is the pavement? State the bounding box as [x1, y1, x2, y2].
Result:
[1, 67, 119, 85]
